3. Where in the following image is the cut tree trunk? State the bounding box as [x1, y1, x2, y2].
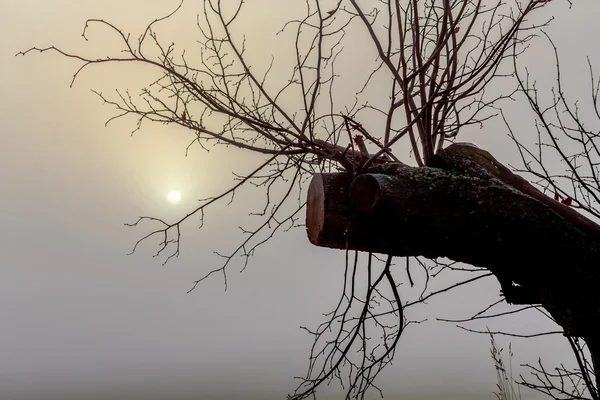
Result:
[306, 143, 600, 371]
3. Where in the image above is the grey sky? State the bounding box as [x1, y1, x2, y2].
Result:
[2, 0, 598, 399]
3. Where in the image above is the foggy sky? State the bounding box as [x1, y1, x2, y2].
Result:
[2, 0, 598, 399]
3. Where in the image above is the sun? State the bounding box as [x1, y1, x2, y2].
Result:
[167, 191, 181, 204]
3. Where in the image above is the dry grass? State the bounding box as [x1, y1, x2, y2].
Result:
[490, 332, 522, 400]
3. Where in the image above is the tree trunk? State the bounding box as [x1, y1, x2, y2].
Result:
[306, 143, 600, 377]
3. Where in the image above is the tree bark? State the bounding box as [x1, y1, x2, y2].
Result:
[306, 143, 600, 371]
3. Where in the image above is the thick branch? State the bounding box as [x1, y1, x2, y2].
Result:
[306, 143, 600, 338]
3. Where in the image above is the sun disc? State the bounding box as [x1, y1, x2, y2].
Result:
[167, 191, 181, 204]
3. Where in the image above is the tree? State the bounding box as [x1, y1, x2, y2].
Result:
[18, 0, 599, 398]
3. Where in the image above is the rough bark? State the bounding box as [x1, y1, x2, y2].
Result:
[306, 142, 600, 373]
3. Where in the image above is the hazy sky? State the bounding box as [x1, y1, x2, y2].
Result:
[2, 1, 598, 399]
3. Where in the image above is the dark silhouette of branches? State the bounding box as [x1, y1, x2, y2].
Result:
[16, 0, 552, 276]
[517, 336, 598, 400]
[290, 253, 405, 400]
[488, 332, 597, 400]
[506, 32, 600, 223]
[500, 25, 600, 400]
[17, 0, 572, 398]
